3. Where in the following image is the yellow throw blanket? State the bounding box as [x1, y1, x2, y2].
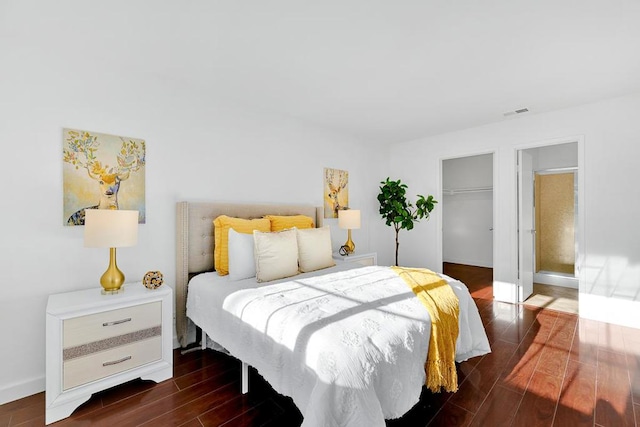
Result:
[391, 266, 460, 393]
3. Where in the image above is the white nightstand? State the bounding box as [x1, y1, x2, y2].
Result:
[332, 251, 377, 267]
[45, 283, 173, 425]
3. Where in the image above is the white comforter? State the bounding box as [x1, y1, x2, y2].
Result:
[186, 265, 490, 427]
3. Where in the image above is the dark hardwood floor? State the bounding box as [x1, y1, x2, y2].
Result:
[2, 263, 639, 426]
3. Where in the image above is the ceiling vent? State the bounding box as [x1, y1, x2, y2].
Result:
[504, 108, 529, 117]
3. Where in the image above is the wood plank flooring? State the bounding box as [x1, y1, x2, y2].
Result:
[2, 263, 638, 426]
[524, 283, 579, 315]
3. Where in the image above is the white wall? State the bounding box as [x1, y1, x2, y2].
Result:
[442, 154, 494, 190]
[0, 7, 386, 403]
[442, 154, 493, 268]
[387, 93, 640, 331]
[3, 1, 639, 406]
[529, 142, 578, 171]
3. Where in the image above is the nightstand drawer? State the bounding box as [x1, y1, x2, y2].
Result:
[63, 336, 162, 390]
[332, 252, 377, 267]
[63, 301, 161, 347]
[352, 257, 375, 267]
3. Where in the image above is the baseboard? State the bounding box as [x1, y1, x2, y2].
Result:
[0, 375, 44, 406]
[443, 258, 493, 269]
[533, 272, 578, 289]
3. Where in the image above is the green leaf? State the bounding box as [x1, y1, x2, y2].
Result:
[377, 177, 438, 260]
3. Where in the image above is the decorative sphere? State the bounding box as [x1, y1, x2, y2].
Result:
[143, 271, 164, 289]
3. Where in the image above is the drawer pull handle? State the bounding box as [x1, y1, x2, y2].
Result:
[103, 356, 132, 367]
[103, 318, 132, 327]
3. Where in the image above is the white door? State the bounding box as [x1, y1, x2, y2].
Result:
[518, 150, 534, 301]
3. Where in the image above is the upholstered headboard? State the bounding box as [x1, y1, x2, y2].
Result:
[175, 201, 323, 347]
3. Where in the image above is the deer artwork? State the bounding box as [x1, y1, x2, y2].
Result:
[63, 130, 145, 225]
[325, 168, 348, 218]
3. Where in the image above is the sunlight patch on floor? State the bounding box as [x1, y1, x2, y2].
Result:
[523, 283, 578, 314]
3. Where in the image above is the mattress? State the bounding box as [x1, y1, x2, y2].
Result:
[186, 264, 490, 426]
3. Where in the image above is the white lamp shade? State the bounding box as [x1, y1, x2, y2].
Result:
[338, 209, 361, 229]
[84, 209, 139, 248]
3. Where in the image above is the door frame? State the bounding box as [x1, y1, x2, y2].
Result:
[439, 150, 496, 273]
[514, 135, 585, 303]
[518, 150, 535, 301]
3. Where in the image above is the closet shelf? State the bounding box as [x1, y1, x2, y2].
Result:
[443, 186, 493, 195]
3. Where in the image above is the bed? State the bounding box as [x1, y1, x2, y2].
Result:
[176, 201, 490, 426]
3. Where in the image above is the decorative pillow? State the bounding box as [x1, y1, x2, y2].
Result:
[213, 215, 270, 276]
[228, 228, 256, 281]
[296, 226, 336, 273]
[253, 228, 299, 282]
[265, 214, 314, 231]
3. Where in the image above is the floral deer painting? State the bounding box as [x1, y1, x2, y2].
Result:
[63, 129, 146, 226]
[324, 168, 349, 218]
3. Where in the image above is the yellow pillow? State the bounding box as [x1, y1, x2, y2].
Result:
[265, 214, 314, 231]
[213, 215, 270, 276]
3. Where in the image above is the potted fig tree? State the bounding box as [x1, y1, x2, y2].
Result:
[377, 177, 437, 266]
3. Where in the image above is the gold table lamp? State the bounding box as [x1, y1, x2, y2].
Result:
[338, 209, 361, 255]
[84, 209, 139, 294]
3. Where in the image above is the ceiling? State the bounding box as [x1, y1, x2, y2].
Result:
[15, 1, 640, 144]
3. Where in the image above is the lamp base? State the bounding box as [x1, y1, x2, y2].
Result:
[100, 248, 126, 295]
[341, 229, 355, 255]
[101, 288, 125, 295]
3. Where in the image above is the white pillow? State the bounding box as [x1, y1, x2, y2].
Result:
[228, 228, 256, 281]
[297, 226, 335, 272]
[253, 228, 299, 282]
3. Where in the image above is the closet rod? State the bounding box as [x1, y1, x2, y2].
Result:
[443, 186, 493, 195]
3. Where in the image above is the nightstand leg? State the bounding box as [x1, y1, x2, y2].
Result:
[201, 331, 208, 350]
[241, 361, 249, 394]
[46, 395, 91, 425]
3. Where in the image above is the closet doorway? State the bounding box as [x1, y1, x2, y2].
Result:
[442, 153, 494, 299]
[517, 142, 579, 314]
